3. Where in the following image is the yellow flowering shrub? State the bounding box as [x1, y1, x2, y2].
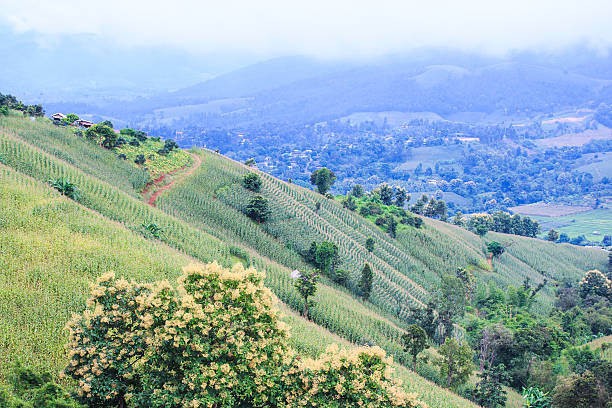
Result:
[284, 344, 426, 408]
[65, 262, 425, 408]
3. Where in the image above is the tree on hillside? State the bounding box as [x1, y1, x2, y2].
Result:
[86, 124, 117, 149]
[434, 275, 467, 343]
[358, 263, 373, 299]
[487, 241, 505, 257]
[341, 194, 357, 211]
[552, 371, 609, 408]
[294, 269, 318, 319]
[245, 195, 271, 224]
[378, 184, 394, 206]
[242, 172, 263, 192]
[100, 120, 113, 128]
[579, 270, 612, 300]
[452, 211, 464, 226]
[547, 229, 560, 242]
[350, 184, 364, 198]
[394, 188, 409, 207]
[438, 338, 474, 389]
[310, 167, 336, 194]
[402, 325, 428, 371]
[385, 214, 398, 238]
[64, 113, 79, 125]
[365, 237, 375, 252]
[134, 154, 146, 165]
[471, 364, 508, 408]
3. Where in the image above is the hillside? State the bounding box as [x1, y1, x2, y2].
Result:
[0, 113, 608, 406]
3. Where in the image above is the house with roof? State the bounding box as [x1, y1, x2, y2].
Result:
[74, 119, 94, 128]
[51, 113, 66, 123]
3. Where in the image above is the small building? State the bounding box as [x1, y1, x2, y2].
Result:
[51, 113, 66, 123]
[74, 119, 94, 128]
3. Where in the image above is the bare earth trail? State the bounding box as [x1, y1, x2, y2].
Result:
[143, 153, 202, 207]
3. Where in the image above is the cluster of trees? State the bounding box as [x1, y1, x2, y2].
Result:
[340, 183, 425, 237]
[410, 194, 447, 220]
[301, 240, 374, 300]
[60, 263, 424, 408]
[403, 265, 612, 408]
[459, 211, 540, 237]
[0, 92, 44, 117]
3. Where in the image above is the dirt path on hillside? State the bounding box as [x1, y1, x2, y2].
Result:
[144, 153, 202, 207]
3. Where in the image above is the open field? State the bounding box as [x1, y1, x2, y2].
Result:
[510, 202, 592, 217]
[534, 126, 611, 147]
[575, 151, 612, 181]
[531, 208, 612, 242]
[394, 145, 465, 172]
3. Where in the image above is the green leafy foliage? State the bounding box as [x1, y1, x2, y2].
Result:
[310, 167, 336, 194]
[242, 172, 263, 192]
[486, 241, 505, 257]
[438, 339, 474, 389]
[522, 386, 551, 408]
[358, 263, 373, 299]
[49, 177, 80, 201]
[246, 195, 272, 224]
[402, 325, 428, 371]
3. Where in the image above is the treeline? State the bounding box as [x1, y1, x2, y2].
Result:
[407, 265, 612, 408]
[454, 211, 540, 238]
[0, 92, 44, 117]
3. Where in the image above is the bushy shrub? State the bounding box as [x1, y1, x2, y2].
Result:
[243, 172, 263, 192]
[64, 263, 425, 408]
[49, 177, 80, 201]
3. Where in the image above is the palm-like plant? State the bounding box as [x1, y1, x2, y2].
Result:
[49, 178, 80, 201]
[522, 387, 551, 408]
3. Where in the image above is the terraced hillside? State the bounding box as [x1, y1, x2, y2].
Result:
[158, 148, 607, 316]
[0, 114, 608, 407]
[0, 115, 481, 408]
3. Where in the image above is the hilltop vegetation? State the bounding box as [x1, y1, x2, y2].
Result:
[0, 111, 610, 407]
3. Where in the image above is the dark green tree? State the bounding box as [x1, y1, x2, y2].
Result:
[100, 120, 113, 128]
[378, 184, 394, 205]
[472, 364, 508, 408]
[358, 263, 373, 299]
[438, 338, 474, 389]
[547, 229, 560, 242]
[351, 184, 364, 198]
[434, 275, 467, 343]
[342, 194, 357, 211]
[295, 270, 319, 319]
[245, 195, 271, 224]
[487, 241, 505, 257]
[242, 172, 263, 192]
[134, 154, 146, 165]
[365, 237, 375, 252]
[86, 124, 117, 149]
[402, 325, 428, 371]
[394, 188, 408, 207]
[310, 168, 336, 194]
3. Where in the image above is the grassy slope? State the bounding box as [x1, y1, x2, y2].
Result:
[532, 209, 612, 243]
[0, 115, 606, 407]
[0, 133, 479, 408]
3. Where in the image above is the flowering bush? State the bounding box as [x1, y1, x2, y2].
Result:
[65, 262, 425, 408]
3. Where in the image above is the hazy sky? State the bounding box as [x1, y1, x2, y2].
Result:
[2, 0, 612, 58]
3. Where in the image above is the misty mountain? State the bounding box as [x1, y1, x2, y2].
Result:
[36, 48, 612, 128]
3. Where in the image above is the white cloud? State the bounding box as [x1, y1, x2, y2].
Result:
[1, 0, 611, 57]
